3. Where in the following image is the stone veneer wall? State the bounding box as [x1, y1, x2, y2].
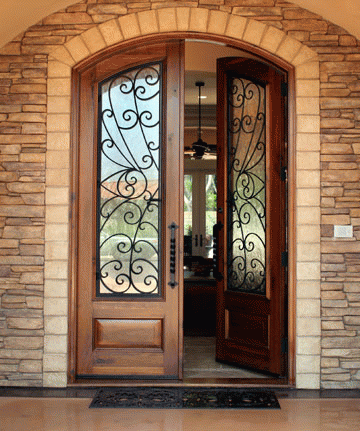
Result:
[0, 0, 358, 389]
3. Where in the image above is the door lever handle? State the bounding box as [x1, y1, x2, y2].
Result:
[200, 234, 203, 247]
[168, 222, 178, 288]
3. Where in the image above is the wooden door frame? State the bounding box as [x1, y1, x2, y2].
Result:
[68, 33, 296, 386]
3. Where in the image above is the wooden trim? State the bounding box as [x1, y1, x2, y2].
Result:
[68, 67, 81, 384]
[287, 66, 297, 387]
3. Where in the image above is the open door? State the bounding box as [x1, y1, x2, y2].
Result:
[215, 57, 287, 376]
[73, 41, 184, 379]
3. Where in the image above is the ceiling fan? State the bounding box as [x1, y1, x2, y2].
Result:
[184, 81, 217, 159]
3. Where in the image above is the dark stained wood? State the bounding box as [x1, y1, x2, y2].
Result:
[215, 57, 287, 376]
[73, 41, 184, 379]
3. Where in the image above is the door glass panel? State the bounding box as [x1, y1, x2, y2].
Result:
[97, 63, 162, 296]
[205, 174, 216, 258]
[184, 174, 193, 258]
[227, 76, 266, 294]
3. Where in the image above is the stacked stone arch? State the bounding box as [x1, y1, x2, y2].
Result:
[2, 1, 360, 389]
[44, 7, 320, 388]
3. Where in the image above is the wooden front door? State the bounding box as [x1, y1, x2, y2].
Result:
[215, 57, 287, 376]
[72, 41, 184, 379]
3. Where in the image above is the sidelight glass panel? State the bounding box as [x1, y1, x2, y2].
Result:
[97, 63, 162, 296]
[227, 76, 266, 295]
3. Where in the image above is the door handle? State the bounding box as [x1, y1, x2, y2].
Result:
[213, 222, 223, 281]
[194, 234, 198, 247]
[168, 222, 178, 288]
[200, 234, 203, 247]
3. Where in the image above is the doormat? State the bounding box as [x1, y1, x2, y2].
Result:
[89, 387, 280, 409]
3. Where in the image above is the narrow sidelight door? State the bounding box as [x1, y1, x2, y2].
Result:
[215, 58, 287, 376]
[73, 42, 184, 379]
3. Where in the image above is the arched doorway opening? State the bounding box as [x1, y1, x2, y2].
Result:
[70, 34, 292, 385]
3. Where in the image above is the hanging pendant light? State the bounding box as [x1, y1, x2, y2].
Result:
[192, 81, 207, 159]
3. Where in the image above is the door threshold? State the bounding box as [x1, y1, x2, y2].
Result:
[69, 377, 290, 388]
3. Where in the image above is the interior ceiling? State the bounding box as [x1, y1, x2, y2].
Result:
[0, 0, 360, 50]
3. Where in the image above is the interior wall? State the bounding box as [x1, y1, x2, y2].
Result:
[0, 1, 359, 389]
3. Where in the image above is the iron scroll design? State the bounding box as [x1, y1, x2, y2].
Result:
[227, 76, 266, 295]
[97, 62, 162, 296]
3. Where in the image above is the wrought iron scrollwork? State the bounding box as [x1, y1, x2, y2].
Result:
[227, 76, 266, 295]
[97, 63, 162, 296]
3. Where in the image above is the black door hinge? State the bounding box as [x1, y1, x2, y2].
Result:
[281, 337, 288, 354]
[280, 165, 287, 182]
[281, 251, 288, 267]
[281, 82, 288, 98]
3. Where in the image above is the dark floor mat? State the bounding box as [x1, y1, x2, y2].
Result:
[89, 387, 280, 409]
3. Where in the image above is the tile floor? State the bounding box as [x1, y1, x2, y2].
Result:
[0, 396, 360, 431]
[184, 337, 268, 379]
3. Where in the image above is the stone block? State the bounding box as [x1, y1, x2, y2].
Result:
[45, 242, 69, 261]
[4, 337, 43, 349]
[47, 132, 70, 151]
[297, 188, 320, 207]
[26, 297, 44, 309]
[138, 10, 159, 35]
[18, 360, 42, 373]
[44, 335, 67, 354]
[47, 97, 71, 114]
[176, 8, 190, 32]
[49, 46, 76, 66]
[43, 372, 67, 388]
[225, 14, 247, 40]
[65, 37, 90, 64]
[297, 336, 321, 355]
[297, 317, 321, 336]
[118, 14, 141, 40]
[296, 97, 320, 115]
[189, 8, 208, 33]
[7, 318, 43, 330]
[45, 224, 69, 242]
[297, 170, 320, 188]
[276, 36, 302, 62]
[44, 316, 68, 335]
[44, 261, 68, 280]
[297, 298, 320, 317]
[242, 19, 266, 46]
[322, 170, 360, 182]
[297, 151, 320, 170]
[297, 207, 320, 225]
[47, 114, 70, 133]
[296, 281, 321, 299]
[297, 243, 320, 262]
[44, 298, 68, 315]
[296, 373, 320, 389]
[297, 225, 320, 244]
[99, 19, 123, 46]
[20, 272, 43, 285]
[47, 79, 71, 97]
[297, 354, 320, 373]
[158, 8, 177, 33]
[44, 280, 68, 298]
[43, 353, 67, 372]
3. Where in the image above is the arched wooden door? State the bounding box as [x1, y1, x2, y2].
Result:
[71, 40, 287, 382]
[72, 41, 184, 379]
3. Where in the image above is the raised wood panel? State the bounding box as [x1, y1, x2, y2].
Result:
[94, 318, 163, 349]
[226, 310, 269, 349]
